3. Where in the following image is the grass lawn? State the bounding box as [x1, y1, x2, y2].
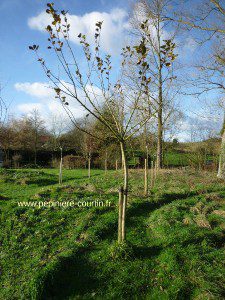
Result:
[0, 168, 224, 299]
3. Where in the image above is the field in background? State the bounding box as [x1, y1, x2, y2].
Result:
[0, 168, 224, 299]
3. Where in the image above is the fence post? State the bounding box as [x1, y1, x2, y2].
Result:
[118, 187, 124, 243]
[144, 158, 148, 195]
[154, 161, 157, 186]
[121, 188, 127, 242]
[105, 151, 108, 175]
[151, 161, 154, 189]
[88, 152, 91, 179]
[59, 147, 63, 185]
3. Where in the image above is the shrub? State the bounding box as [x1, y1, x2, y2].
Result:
[12, 154, 22, 168]
[63, 155, 86, 169]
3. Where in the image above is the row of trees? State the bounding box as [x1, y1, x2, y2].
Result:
[0, 108, 141, 165]
[0, 108, 220, 167]
[0, 108, 172, 167]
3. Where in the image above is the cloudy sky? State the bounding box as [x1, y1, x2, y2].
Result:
[0, 0, 222, 141]
[0, 0, 133, 118]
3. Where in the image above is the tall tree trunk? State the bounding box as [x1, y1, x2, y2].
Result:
[52, 153, 54, 167]
[156, 89, 163, 169]
[120, 141, 128, 242]
[217, 129, 225, 179]
[34, 133, 38, 165]
[34, 149, 37, 166]
[156, 16, 163, 170]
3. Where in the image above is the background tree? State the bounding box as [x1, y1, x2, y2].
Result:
[0, 84, 7, 124]
[129, 0, 179, 169]
[47, 114, 68, 159]
[169, 0, 225, 178]
[0, 118, 15, 165]
[0, 84, 10, 165]
[27, 109, 46, 165]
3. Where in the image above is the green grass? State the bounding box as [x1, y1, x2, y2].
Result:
[0, 168, 224, 299]
[163, 152, 219, 167]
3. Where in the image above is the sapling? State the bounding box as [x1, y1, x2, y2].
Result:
[30, 2, 154, 242]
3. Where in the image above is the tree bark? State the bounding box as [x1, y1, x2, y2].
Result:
[217, 129, 225, 179]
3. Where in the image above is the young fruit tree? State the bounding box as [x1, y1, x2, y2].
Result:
[29, 3, 153, 242]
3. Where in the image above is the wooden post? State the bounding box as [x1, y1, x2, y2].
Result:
[146, 145, 149, 166]
[121, 188, 127, 242]
[154, 160, 157, 186]
[144, 158, 148, 196]
[120, 141, 128, 242]
[105, 151, 107, 175]
[59, 147, 63, 185]
[151, 161, 154, 189]
[88, 152, 91, 179]
[118, 187, 123, 243]
[116, 160, 118, 171]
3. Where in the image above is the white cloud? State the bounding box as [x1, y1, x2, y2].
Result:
[14, 81, 86, 123]
[28, 8, 129, 54]
[17, 103, 44, 114]
[46, 100, 86, 119]
[175, 131, 191, 142]
[183, 37, 198, 53]
[15, 82, 53, 99]
[14, 81, 107, 125]
[28, 11, 51, 32]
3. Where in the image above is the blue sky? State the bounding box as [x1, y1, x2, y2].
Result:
[0, 0, 128, 104]
[0, 0, 223, 141]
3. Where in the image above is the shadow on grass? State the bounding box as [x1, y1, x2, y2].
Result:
[127, 191, 198, 220]
[26, 172, 102, 186]
[132, 245, 162, 259]
[86, 173, 102, 178]
[28, 177, 59, 186]
[96, 221, 118, 241]
[0, 194, 9, 200]
[39, 249, 99, 300]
